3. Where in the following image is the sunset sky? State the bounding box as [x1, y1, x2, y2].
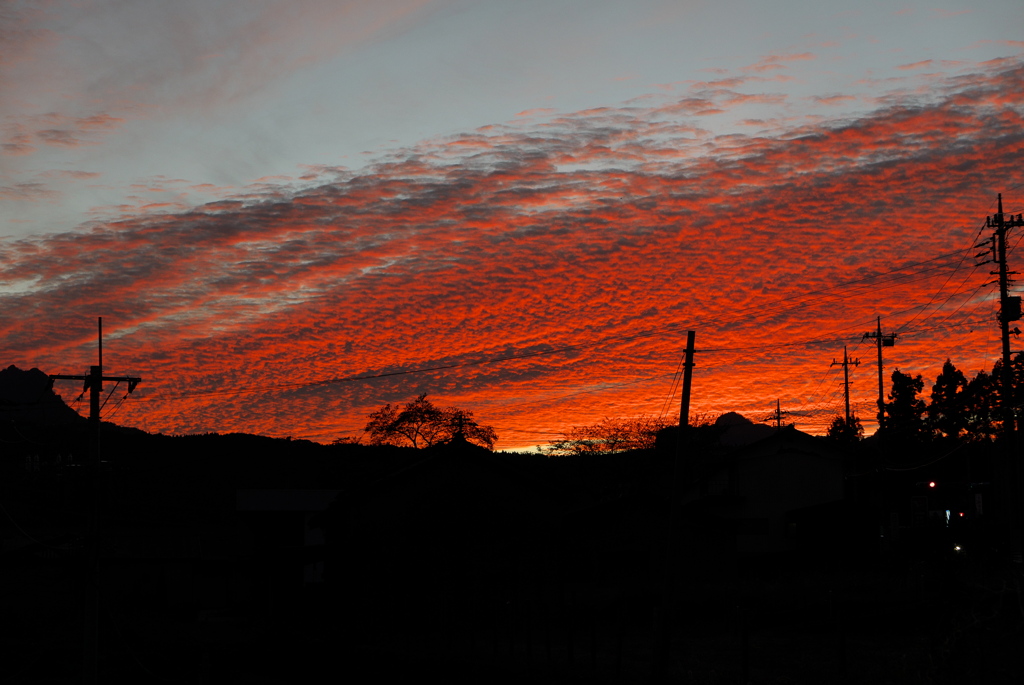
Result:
[2, 0, 1024, 449]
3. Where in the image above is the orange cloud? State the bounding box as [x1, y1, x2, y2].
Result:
[2, 58, 1022, 448]
[743, 53, 816, 73]
[898, 59, 934, 71]
[41, 170, 101, 180]
[515, 108, 557, 117]
[811, 94, 858, 105]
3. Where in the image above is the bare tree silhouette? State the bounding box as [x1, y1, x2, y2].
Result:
[362, 393, 497, 449]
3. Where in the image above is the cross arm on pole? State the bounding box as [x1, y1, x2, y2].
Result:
[51, 374, 142, 388]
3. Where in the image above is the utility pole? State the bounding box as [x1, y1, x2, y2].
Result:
[678, 330, 696, 428]
[654, 330, 695, 682]
[49, 318, 142, 685]
[831, 346, 860, 424]
[983, 194, 1024, 441]
[863, 317, 897, 431]
[982, 194, 1024, 564]
[766, 399, 789, 429]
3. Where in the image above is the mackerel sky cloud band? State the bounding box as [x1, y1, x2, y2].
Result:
[1, 1, 1022, 448]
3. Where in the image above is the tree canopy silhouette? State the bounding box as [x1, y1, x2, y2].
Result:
[545, 414, 670, 456]
[826, 413, 863, 443]
[961, 368, 998, 441]
[362, 394, 497, 449]
[885, 368, 926, 441]
[928, 359, 968, 440]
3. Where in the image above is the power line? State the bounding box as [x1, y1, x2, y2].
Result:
[658, 350, 687, 420]
[897, 219, 988, 334]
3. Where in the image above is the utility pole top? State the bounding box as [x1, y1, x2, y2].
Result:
[830, 345, 859, 424]
[45, 316, 145, 685]
[864, 316, 898, 431]
[49, 318, 142, 424]
[764, 398, 792, 429]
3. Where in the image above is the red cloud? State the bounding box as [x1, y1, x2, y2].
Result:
[744, 53, 816, 73]
[811, 94, 858, 105]
[41, 170, 101, 180]
[764, 52, 816, 62]
[2, 59, 1022, 447]
[515, 108, 556, 117]
[898, 59, 934, 71]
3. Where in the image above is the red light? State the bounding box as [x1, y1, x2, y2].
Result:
[959, 512, 964, 517]
[928, 481, 936, 488]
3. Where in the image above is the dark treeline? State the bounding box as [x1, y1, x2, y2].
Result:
[827, 353, 1023, 445]
[3, 364, 1024, 683]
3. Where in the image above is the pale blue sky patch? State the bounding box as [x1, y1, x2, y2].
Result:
[1, 0, 1021, 242]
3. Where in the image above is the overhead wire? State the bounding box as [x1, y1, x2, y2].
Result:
[893, 207, 1024, 368]
[98, 380, 120, 412]
[897, 266, 986, 339]
[103, 393, 132, 421]
[657, 349, 687, 421]
[897, 218, 989, 335]
[809, 207, 1004, 424]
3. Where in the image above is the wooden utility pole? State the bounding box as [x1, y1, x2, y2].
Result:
[678, 330, 696, 428]
[987, 194, 1024, 441]
[49, 318, 142, 685]
[767, 399, 788, 429]
[863, 317, 897, 430]
[831, 346, 860, 424]
[653, 330, 696, 682]
[983, 194, 1024, 564]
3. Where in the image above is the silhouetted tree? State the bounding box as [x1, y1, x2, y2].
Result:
[1007, 351, 1024, 405]
[989, 352, 1024, 435]
[961, 369, 999, 441]
[545, 414, 671, 456]
[928, 359, 968, 440]
[438, 406, 499, 449]
[826, 413, 863, 443]
[363, 394, 497, 449]
[886, 369, 926, 441]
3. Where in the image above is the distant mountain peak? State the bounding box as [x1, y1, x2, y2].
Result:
[0, 364, 85, 425]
